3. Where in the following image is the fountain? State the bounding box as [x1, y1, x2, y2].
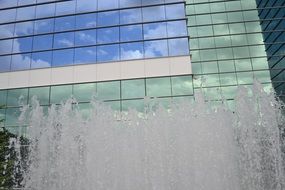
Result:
[3, 82, 285, 190]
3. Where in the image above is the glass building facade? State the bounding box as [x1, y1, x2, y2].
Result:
[256, 0, 285, 101]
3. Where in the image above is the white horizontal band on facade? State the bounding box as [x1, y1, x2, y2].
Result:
[0, 55, 191, 90]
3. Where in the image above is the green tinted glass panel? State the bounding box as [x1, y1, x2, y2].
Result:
[252, 58, 269, 70]
[203, 74, 220, 87]
[214, 36, 231, 47]
[220, 73, 237, 85]
[97, 81, 120, 101]
[237, 72, 254, 84]
[235, 59, 252, 71]
[73, 83, 96, 102]
[77, 103, 92, 119]
[0, 90, 7, 106]
[171, 75, 193, 96]
[203, 87, 222, 101]
[218, 60, 235, 72]
[50, 85, 73, 104]
[7, 88, 28, 106]
[121, 79, 145, 99]
[249, 45, 266, 57]
[122, 99, 145, 112]
[29, 87, 50, 105]
[104, 100, 121, 111]
[221, 86, 238, 99]
[5, 107, 21, 126]
[0, 108, 5, 126]
[146, 77, 171, 97]
[202, 61, 218, 74]
[254, 70, 271, 83]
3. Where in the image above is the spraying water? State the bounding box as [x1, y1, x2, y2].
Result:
[5, 82, 285, 190]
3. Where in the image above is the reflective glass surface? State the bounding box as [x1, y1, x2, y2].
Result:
[34, 19, 54, 34]
[54, 16, 75, 32]
[144, 40, 168, 58]
[97, 11, 119, 27]
[33, 35, 53, 51]
[144, 22, 167, 40]
[97, 27, 119, 44]
[120, 42, 143, 60]
[52, 49, 74, 67]
[74, 46, 97, 64]
[97, 44, 119, 62]
[0, 55, 11, 72]
[29, 87, 50, 105]
[75, 30, 97, 46]
[120, 25, 143, 42]
[120, 8, 142, 24]
[54, 32, 75, 48]
[75, 13, 97, 29]
[31, 51, 52, 69]
[11, 53, 31, 71]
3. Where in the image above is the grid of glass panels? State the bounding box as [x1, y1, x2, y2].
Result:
[0, 0, 189, 72]
[0, 75, 194, 128]
[256, 0, 285, 101]
[186, 0, 273, 101]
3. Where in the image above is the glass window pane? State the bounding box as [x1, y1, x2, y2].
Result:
[36, 3, 55, 18]
[5, 107, 21, 126]
[0, 90, 7, 105]
[52, 49, 74, 67]
[97, 11, 119, 27]
[144, 40, 168, 58]
[218, 60, 235, 72]
[54, 32, 75, 49]
[143, 6, 165, 22]
[76, 13, 97, 29]
[0, 9, 16, 24]
[146, 77, 171, 97]
[11, 53, 31, 71]
[168, 38, 189, 56]
[0, 55, 11, 72]
[34, 18, 54, 34]
[119, 0, 141, 8]
[171, 76, 193, 96]
[120, 25, 143, 42]
[29, 87, 50, 105]
[165, 4, 185, 19]
[120, 8, 142, 24]
[18, 0, 36, 6]
[74, 46, 97, 65]
[33, 34, 53, 51]
[56, 1, 76, 16]
[122, 99, 144, 112]
[50, 85, 73, 104]
[15, 21, 34, 36]
[237, 72, 254, 85]
[235, 59, 252, 71]
[16, 6, 35, 21]
[143, 22, 167, 40]
[122, 79, 145, 99]
[220, 73, 237, 85]
[7, 88, 28, 106]
[254, 70, 271, 83]
[76, 0, 97, 13]
[98, 0, 119, 10]
[167, 20, 187, 37]
[75, 29, 97, 46]
[55, 16, 75, 32]
[142, 0, 163, 6]
[120, 42, 143, 60]
[97, 27, 119, 44]
[12, 37, 33, 53]
[97, 44, 119, 62]
[73, 83, 96, 102]
[97, 81, 120, 100]
[0, 24, 15, 39]
[0, 39, 13, 55]
[31, 51, 52, 69]
[0, 0, 17, 9]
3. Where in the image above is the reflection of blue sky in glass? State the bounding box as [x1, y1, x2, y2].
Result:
[121, 42, 143, 60]
[167, 21, 187, 37]
[33, 35, 53, 51]
[75, 30, 97, 46]
[16, 6, 35, 21]
[97, 27, 119, 44]
[144, 40, 168, 58]
[0, 55, 11, 72]
[168, 38, 189, 56]
[34, 19, 54, 34]
[143, 6, 165, 22]
[0, 9, 16, 24]
[0, 0, 17, 9]
[119, 0, 141, 8]
[15, 21, 34, 36]
[0, 39, 13, 55]
[142, 0, 163, 5]
[36, 3, 55, 18]
[52, 49, 74, 67]
[98, 0, 119, 10]
[56, 0, 76, 16]
[31, 51, 52, 69]
[97, 11, 119, 26]
[74, 47, 97, 64]
[11, 53, 31, 71]
[120, 25, 143, 42]
[54, 32, 75, 48]
[76, 0, 97, 13]
[144, 22, 167, 40]
[0, 24, 14, 39]
[165, 4, 185, 19]
[120, 8, 142, 24]
[76, 13, 97, 29]
[55, 16, 75, 32]
[97, 44, 119, 62]
[12, 37, 33, 53]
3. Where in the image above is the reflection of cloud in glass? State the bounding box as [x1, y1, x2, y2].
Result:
[144, 40, 168, 58]
[143, 6, 165, 22]
[34, 19, 54, 34]
[97, 44, 119, 62]
[0, 39, 13, 55]
[15, 21, 34, 36]
[0, 24, 14, 39]
[75, 30, 96, 46]
[11, 54, 31, 70]
[144, 22, 167, 40]
[97, 27, 119, 44]
[120, 8, 142, 24]
[121, 42, 143, 60]
[98, 0, 119, 10]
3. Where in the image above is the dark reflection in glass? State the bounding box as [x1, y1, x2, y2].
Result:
[167, 20, 187, 37]
[0, 55, 11, 72]
[76, 13, 97, 29]
[34, 18, 54, 34]
[11, 53, 31, 71]
[143, 6, 165, 22]
[56, 1, 76, 16]
[52, 49, 74, 67]
[120, 8, 142, 24]
[0, 39, 13, 55]
[165, 4, 185, 19]
[76, 0, 97, 13]
[97, 27, 119, 44]
[12, 37, 33, 53]
[0, 24, 15, 39]
[168, 38, 189, 56]
[97, 11, 119, 26]
[16, 6, 35, 21]
[15, 21, 34, 36]
[75, 30, 97, 46]
[97, 44, 119, 62]
[74, 46, 97, 64]
[54, 32, 75, 49]
[119, 0, 141, 8]
[55, 16, 75, 32]
[98, 0, 119, 10]
[33, 34, 53, 51]
[0, 9, 16, 24]
[120, 42, 143, 60]
[144, 22, 167, 40]
[31, 51, 52, 69]
[142, 0, 163, 6]
[144, 40, 168, 58]
[36, 3, 55, 18]
[120, 25, 143, 42]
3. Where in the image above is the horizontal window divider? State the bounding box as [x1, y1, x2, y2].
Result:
[191, 56, 268, 64]
[189, 31, 263, 39]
